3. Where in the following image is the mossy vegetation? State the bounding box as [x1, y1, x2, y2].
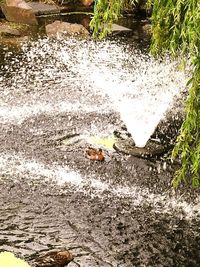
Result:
[90, 0, 200, 188]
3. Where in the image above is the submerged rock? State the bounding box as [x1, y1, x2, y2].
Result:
[0, 20, 38, 45]
[111, 23, 132, 35]
[45, 20, 89, 37]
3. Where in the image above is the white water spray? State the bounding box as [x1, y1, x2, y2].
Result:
[0, 153, 199, 219]
[87, 54, 187, 147]
[0, 37, 198, 220]
[1, 37, 188, 146]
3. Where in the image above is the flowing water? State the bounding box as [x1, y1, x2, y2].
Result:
[0, 34, 199, 266]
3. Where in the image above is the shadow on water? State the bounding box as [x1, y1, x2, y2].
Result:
[0, 14, 199, 267]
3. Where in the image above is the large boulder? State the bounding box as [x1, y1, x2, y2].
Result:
[1, 0, 38, 25]
[45, 20, 89, 36]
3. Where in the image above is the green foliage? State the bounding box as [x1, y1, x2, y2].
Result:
[90, 0, 199, 188]
[148, 0, 200, 188]
[90, 0, 139, 38]
[172, 58, 200, 188]
[90, 0, 124, 38]
[148, 0, 200, 57]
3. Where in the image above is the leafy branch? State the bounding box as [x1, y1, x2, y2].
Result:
[148, 0, 200, 188]
[90, 0, 200, 188]
[90, 0, 140, 38]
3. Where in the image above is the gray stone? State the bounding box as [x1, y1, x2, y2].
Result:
[111, 23, 132, 34]
[28, 2, 61, 16]
[45, 20, 89, 36]
[1, 0, 38, 25]
[113, 138, 166, 158]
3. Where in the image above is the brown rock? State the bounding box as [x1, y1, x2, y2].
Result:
[1, 0, 38, 25]
[80, 0, 94, 6]
[0, 23, 21, 36]
[45, 20, 89, 36]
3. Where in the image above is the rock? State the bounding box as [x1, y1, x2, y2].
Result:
[0, 34, 30, 46]
[142, 23, 152, 35]
[85, 147, 105, 161]
[113, 138, 166, 158]
[28, 2, 61, 16]
[1, 0, 38, 25]
[0, 20, 38, 42]
[45, 20, 89, 37]
[111, 23, 132, 35]
[0, 23, 21, 36]
[80, 0, 94, 6]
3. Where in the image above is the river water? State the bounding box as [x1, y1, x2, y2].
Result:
[0, 26, 199, 266]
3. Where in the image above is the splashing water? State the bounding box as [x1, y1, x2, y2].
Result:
[0, 36, 198, 222]
[0, 37, 188, 146]
[87, 54, 188, 147]
[60, 37, 188, 147]
[0, 152, 199, 219]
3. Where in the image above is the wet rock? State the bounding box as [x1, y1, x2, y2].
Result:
[0, 35, 29, 46]
[1, 0, 38, 25]
[114, 139, 165, 158]
[45, 20, 89, 37]
[0, 23, 21, 36]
